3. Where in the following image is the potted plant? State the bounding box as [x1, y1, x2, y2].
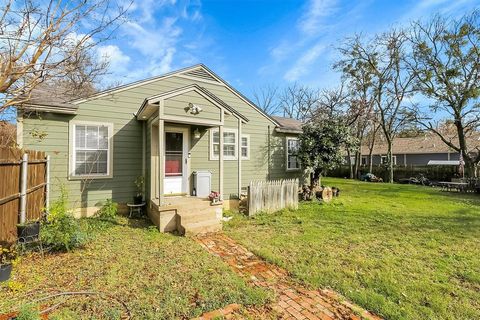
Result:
[0, 244, 16, 282]
[17, 220, 41, 241]
[133, 176, 145, 204]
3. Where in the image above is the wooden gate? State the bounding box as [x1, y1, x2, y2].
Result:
[0, 148, 50, 243]
[247, 179, 299, 216]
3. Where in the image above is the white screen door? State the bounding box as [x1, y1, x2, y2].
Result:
[164, 129, 187, 194]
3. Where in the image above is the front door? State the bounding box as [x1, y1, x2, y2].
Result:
[164, 128, 188, 194]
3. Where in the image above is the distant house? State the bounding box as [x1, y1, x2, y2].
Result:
[357, 135, 480, 167]
[17, 64, 305, 234]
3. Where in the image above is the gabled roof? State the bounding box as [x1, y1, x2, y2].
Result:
[72, 64, 279, 126]
[137, 84, 249, 122]
[272, 116, 303, 134]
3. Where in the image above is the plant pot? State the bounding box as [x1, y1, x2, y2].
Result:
[133, 196, 143, 205]
[0, 263, 12, 282]
[17, 221, 40, 240]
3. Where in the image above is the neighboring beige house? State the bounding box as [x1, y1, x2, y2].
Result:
[18, 64, 305, 234]
[358, 134, 480, 167]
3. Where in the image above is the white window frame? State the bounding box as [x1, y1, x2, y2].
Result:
[240, 134, 250, 160]
[361, 156, 368, 166]
[286, 137, 301, 171]
[209, 128, 250, 161]
[69, 120, 114, 179]
[381, 155, 396, 165]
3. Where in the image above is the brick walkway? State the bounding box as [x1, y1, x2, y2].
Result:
[195, 233, 382, 320]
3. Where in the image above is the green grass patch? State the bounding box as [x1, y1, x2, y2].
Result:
[1, 217, 269, 319]
[225, 178, 480, 320]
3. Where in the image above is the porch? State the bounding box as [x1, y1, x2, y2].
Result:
[137, 84, 248, 235]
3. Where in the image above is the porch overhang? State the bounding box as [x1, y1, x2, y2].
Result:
[135, 84, 249, 124]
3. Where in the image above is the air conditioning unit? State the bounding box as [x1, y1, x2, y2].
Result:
[193, 171, 211, 198]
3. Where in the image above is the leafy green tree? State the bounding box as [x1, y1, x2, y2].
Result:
[409, 11, 480, 177]
[298, 119, 358, 186]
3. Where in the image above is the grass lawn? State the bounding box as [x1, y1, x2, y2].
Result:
[225, 178, 480, 320]
[0, 217, 269, 319]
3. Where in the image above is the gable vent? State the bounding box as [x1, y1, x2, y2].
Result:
[181, 68, 219, 82]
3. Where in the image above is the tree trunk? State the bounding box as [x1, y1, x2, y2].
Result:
[346, 149, 354, 179]
[386, 138, 394, 183]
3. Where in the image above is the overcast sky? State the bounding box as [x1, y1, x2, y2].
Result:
[98, 0, 480, 98]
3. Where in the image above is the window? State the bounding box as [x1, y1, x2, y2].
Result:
[381, 155, 396, 165]
[361, 156, 367, 166]
[70, 121, 113, 178]
[210, 128, 250, 161]
[286, 137, 301, 171]
[241, 135, 250, 160]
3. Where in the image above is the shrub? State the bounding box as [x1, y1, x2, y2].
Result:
[95, 199, 118, 220]
[41, 187, 86, 251]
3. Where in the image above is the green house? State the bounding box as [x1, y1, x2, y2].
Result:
[18, 65, 305, 234]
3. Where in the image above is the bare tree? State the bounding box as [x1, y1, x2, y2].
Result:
[408, 11, 480, 177]
[278, 83, 319, 121]
[0, 0, 130, 111]
[337, 30, 415, 182]
[252, 84, 279, 115]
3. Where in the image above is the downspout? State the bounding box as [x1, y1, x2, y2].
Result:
[142, 120, 146, 195]
[267, 125, 271, 180]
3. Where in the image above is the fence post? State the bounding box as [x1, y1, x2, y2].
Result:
[19, 153, 28, 224]
[45, 155, 50, 214]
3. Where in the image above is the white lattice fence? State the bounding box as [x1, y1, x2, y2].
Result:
[247, 179, 299, 216]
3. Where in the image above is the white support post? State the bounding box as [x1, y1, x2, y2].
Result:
[219, 125, 224, 201]
[238, 118, 242, 199]
[19, 153, 28, 224]
[45, 155, 50, 214]
[158, 119, 165, 206]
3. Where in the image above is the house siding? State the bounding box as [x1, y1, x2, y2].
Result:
[22, 71, 303, 210]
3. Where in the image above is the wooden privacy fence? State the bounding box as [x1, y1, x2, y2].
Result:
[247, 179, 299, 216]
[0, 148, 50, 243]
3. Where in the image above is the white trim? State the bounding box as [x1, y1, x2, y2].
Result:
[286, 137, 301, 172]
[68, 120, 114, 180]
[161, 114, 223, 127]
[16, 110, 24, 148]
[164, 126, 190, 195]
[381, 155, 397, 165]
[240, 134, 250, 160]
[210, 128, 239, 161]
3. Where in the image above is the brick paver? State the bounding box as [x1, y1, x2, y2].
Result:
[195, 233, 382, 320]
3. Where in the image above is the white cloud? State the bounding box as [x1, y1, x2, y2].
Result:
[298, 0, 338, 35]
[284, 43, 325, 81]
[97, 45, 130, 71]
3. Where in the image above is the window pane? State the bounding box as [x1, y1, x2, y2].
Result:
[213, 131, 219, 143]
[288, 139, 299, 153]
[224, 145, 235, 156]
[241, 137, 248, 147]
[213, 144, 219, 156]
[98, 126, 109, 149]
[86, 126, 99, 149]
[75, 125, 86, 148]
[224, 132, 236, 144]
[241, 147, 248, 157]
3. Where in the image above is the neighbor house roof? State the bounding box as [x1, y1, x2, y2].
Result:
[361, 134, 480, 155]
[20, 87, 78, 114]
[272, 116, 303, 134]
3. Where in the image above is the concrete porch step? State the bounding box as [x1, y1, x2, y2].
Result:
[184, 219, 223, 236]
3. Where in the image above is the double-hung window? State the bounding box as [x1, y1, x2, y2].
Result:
[286, 137, 301, 171]
[241, 135, 250, 160]
[70, 121, 113, 178]
[210, 128, 249, 160]
[381, 155, 396, 165]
